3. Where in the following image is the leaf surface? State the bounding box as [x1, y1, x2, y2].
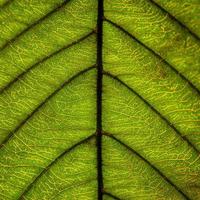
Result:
[0, 0, 200, 199]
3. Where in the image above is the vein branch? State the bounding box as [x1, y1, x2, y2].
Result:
[104, 18, 200, 95]
[104, 133, 191, 200]
[0, 0, 13, 9]
[0, 65, 95, 149]
[103, 71, 200, 155]
[104, 192, 122, 200]
[149, 0, 200, 41]
[18, 134, 95, 199]
[0, 31, 94, 94]
[0, 0, 72, 51]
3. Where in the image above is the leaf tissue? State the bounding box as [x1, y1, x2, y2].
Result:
[0, 0, 200, 199]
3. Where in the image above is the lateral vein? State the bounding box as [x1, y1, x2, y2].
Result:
[104, 18, 200, 95]
[103, 71, 200, 155]
[18, 134, 95, 199]
[104, 133, 191, 200]
[0, 65, 95, 149]
[149, 0, 200, 41]
[0, 31, 94, 94]
[0, 0, 72, 51]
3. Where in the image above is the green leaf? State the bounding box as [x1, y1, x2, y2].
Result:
[0, 0, 200, 199]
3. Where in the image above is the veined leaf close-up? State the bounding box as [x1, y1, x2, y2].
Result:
[0, 0, 200, 199]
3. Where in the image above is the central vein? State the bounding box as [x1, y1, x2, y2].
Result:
[96, 0, 104, 199]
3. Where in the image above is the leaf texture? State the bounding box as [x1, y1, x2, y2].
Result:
[0, 0, 200, 199]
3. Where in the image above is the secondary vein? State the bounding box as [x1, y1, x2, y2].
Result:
[0, 0, 13, 9]
[105, 133, 191, 200]
[104, 18, 200, 95]
[0, 0, 72, 51]
[149, 0, 200, 41]
[0, 31, 94, 94]
[18, 134, 95, 199]
[103, 71, 200, 155]
[104, 192, 122, 200]
[0, 65, 95, 149]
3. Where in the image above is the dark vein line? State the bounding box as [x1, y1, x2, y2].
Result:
[18, 134, 95, 199]
[0, 65, 95, 149]
[0, 0, 13, 9]
[103, 71, 200, 155]
[149, 0, 200, 41]
[104, 192, 122, 200]
[104, 18, 200, 95]
[104, 133, 190, 200]
[0, 0, 71, 51]
[96, 0, 104, 200]
[0, 31, 94, 94]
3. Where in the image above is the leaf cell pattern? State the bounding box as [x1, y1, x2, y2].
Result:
[0, 0, 200, 199]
